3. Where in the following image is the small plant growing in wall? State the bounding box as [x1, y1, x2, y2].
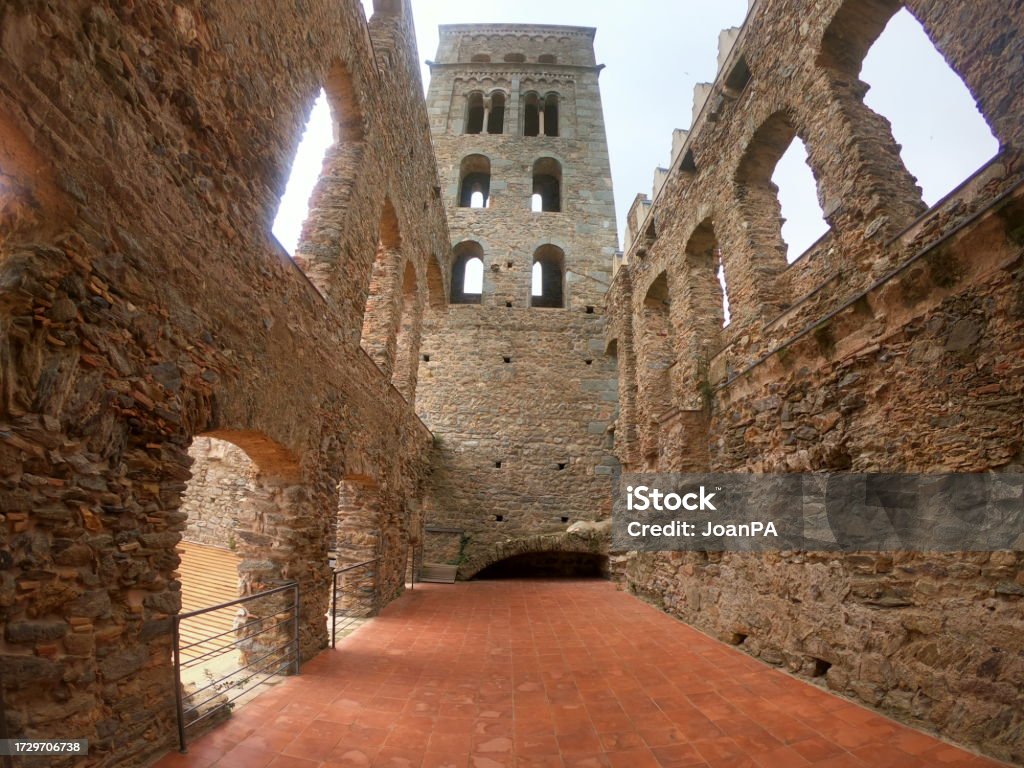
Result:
[227, 532, 237, 551]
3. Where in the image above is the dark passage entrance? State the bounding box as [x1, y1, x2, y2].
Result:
[474, 551, 609, 579]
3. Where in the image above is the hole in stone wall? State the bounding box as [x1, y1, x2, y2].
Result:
[730, 632, 749, 645]
[272, 90, 333, 255]
[860, 8, 998, 205]
[585, 306, 595, 314]
[495, 515, 504, 522]
[772, 138, 829, 262]
[503, 356, 512, 364]
[557, 462, 567, 470]
[487, 92, 506, 135]
[494, 461, 502, 469]
[560, 516, 570, 523]
[505, 301, 513, 308]
[680, 149, 697, 175]
[459, 154, 491, 208]
[812, 657, 832, 677]
[465, 91, 485, 134]
[450, 241, 484, 304]
[532, 157, 562, 212]
[531, 245, 565, 308]
[584, 359, 593, 366]
[725, 55, 752, 94]
[422, 354, 430, 362]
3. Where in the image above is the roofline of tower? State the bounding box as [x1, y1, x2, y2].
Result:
[437, 23, 597, 39]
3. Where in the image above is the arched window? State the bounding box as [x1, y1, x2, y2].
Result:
[543, 93, 560, 137]
[538, 54, 557, 64]
[773, 137, 829, 261]
[465, 92, 485, 135]
[531, 245, 565, 308]
[685, 221, 728, 355]
[859, 9, 997, 205]
[458, 154, 491, 209]
[451, 241, 485, 305]
[532, 157, 562, 212]
[504, 53, 526, 63]
[471, 54, 491, 63]
[487, 92, 506, 135]
[639, 272, 676, 463]
[523, 93, 541, 137]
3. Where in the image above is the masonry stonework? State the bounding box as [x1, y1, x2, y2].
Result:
[416, 25, 621, 574]
[1, 0, 1022, 766]
[606, 0, 1024, 762]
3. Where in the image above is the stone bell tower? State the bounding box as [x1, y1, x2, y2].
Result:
[415, 24, 622, 575]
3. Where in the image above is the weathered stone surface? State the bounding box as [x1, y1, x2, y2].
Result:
[605, 0, 1024, 762]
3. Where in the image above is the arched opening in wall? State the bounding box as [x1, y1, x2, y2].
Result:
[272, 90, 334, 256]
[459, 154, 491, 209]
[361, 199, 403, 371]
[543, 93, 560, 137]
[685, 220, 727, 353]
[487, 92, 506, 135]
[451, 241, 484, 304]
[177, 432, 304, 712]
[471, 54, 491, 63]
[858, 8, 998, 205]
[736, 111, 826, 277]
[538, 54, 557, 64]
[474, 552, 609, 579]
[531, 245, 565, 308]
[523, 92, 541, 137]
[504, 53, 526, 63]
[465, 92, 485, 135]
[772, 138, 829, 262]
[392, 260, 421, 400]
[277, 62, 367, 284]
[532, 157, 562, 212]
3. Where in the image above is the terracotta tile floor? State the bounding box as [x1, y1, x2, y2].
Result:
[155, 580, 1007, 768]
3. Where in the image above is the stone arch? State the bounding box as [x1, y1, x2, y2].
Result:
[532, 157, 562, 212]
[292, 60, 368, 290]
[178, 426, 324, 667]
[426, 253, 448, 311]
[458, 531, 609, 580]
[360, 198, 405, 374]
[458, 154, 491, 208]
[450, 240, 485, 304]
[531, 244, 566, 308]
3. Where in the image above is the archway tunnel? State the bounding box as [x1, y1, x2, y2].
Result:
[472, 550, 610, 580]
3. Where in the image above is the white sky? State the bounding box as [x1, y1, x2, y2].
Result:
[273, 1, 998, 265]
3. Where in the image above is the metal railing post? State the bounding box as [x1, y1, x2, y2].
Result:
[292, 583, 301, 675]
[331, 569, 338, 649]
[172, 617, 188, 753]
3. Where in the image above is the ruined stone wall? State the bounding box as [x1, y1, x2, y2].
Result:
[179, 437, 259, 549]
[606, 0, 1024, 762]
[0, 1, 447, 764]
[417, 25, 620, 572]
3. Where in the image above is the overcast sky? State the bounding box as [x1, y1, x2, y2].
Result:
[273, 1, 998, 262]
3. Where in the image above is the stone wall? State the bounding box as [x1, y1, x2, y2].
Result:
[417, 25, 621, 573]
[0, 1, 446, 765]
[180, 437, 259, 549]
[605, 0, 1024, 762]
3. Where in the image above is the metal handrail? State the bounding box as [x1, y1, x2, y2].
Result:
[330, 558, 378, 648]
[173, 581, 300, 753]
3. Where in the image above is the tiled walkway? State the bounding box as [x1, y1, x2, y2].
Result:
[156, 580, 1005, 768]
